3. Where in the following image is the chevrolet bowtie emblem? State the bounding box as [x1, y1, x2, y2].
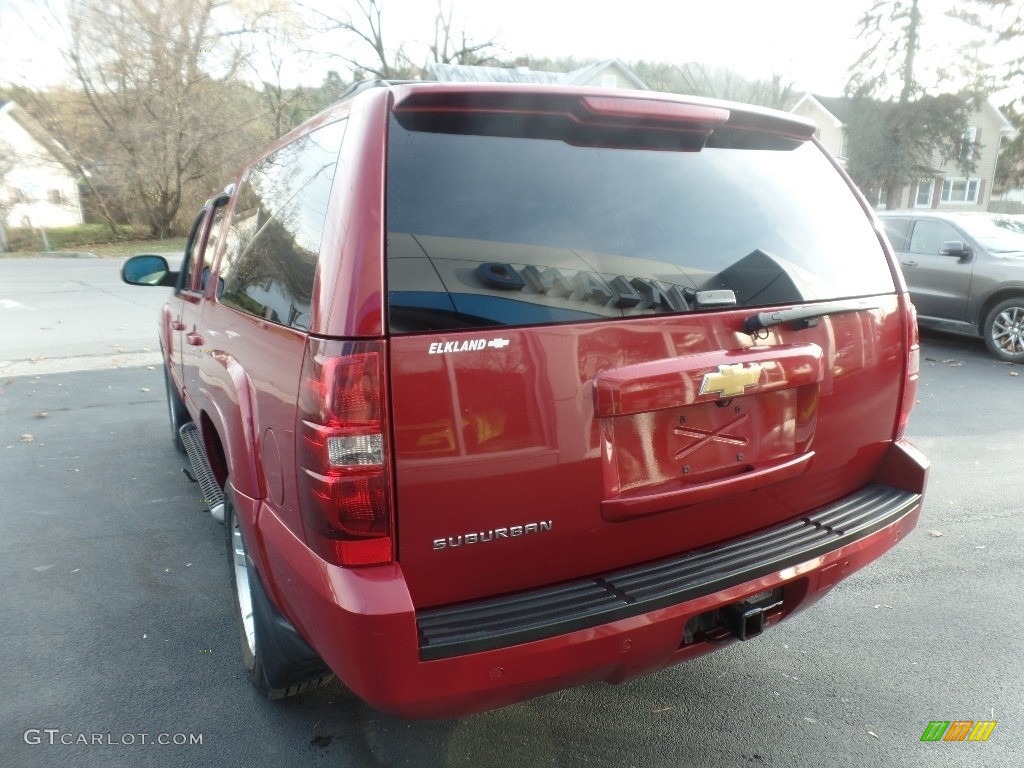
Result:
[699, 363, 764, 398]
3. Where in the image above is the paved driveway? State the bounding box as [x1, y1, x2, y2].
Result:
[1, 258, 1020, 767]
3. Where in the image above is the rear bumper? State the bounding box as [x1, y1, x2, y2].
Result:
[258, 439, 926, 719]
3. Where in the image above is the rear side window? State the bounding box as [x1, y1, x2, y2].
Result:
[385, 114, 896, 333]
[882, 218, 912, 252]
[218, 120, 346, 330]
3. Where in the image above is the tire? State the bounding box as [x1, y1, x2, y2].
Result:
[224, 482, 334, 699]
[164, 364, 189, 454]
[983, 298, 1024, 363]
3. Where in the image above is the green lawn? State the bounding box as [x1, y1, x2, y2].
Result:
[1, 223, 186, 258]
[0, 237, 186, 258]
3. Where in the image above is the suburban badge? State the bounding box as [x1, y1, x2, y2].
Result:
[699, 363, 764, 398]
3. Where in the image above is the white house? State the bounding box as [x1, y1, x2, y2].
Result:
[0, 100, 84, 232]
[790, 93, 1015, 212]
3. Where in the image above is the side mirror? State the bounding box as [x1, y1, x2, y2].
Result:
[121, 254, 177, 287]
[939, 240, 972, 258]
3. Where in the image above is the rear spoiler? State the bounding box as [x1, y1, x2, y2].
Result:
[390, 84, 816, 150]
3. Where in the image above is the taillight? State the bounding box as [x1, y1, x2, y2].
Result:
[896, 299, 920, 439]
[296, 339, 393, 567]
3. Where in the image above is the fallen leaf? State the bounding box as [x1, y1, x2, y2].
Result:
[1011, 372, 1019, 377]
[19, 434, 34, 442]
[929, 530, 943, 537]
[868, 731, 879, 739]
[976, 545, 986, 550]
[140, 387, 151, 393]
[34, 411, 48, 418]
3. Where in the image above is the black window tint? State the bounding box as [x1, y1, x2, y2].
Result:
[200, 207, 227, 292]
[179, 208, 208, 293]
[385, 116, 896, 333]
[218, 120, 346, 329]
[882, 218, 912, 252]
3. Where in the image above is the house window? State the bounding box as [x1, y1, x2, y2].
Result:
[940, 177, 980, 204]
[48, 189, 66, 205]
[914, 180, 934, 208]
[959, 126, 978, 162]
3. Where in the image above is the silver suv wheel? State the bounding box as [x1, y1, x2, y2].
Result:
[230, 514, 256, 656]
[985, 299, 1024, 363]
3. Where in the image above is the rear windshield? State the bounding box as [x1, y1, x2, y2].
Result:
[385, 112, 895, 333]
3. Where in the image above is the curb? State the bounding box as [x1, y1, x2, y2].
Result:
[2, 251, 99, 258]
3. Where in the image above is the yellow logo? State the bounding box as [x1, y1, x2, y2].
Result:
[699, 363, 763, 398]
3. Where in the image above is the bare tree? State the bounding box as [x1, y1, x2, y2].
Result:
[300, 0, 417, 79]
[300, 0, 499, 80]
[65, 0, 272, 237]
[428, 1, 500, 67]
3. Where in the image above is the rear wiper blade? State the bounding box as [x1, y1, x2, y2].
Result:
[744, 300, 880, 334]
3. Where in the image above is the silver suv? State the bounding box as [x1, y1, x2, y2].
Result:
[881, 211, 1024, 362]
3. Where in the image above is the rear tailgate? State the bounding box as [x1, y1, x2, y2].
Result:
[383, 86, 903, 609]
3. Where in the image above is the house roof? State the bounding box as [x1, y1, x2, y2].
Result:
[788, 93, 851, 126]
[810, 95, 856, 124]
[0, 101, 81, 175]
[427, 59, 648, 90]
[563, 59, 649, 90]
[427, 63, 563, 85]
[791, 91, 1015, 136]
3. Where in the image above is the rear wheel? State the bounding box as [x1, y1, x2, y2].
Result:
[224, 481, 334, 699]
[164, 364, 189, 454]
[983, 298, 1024, 363]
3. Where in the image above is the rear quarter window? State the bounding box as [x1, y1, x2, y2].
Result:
[385, 112, 896, 333]
[217, 120, 346, 330]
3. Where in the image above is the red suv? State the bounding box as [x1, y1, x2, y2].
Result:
[122, 81, 928, 719]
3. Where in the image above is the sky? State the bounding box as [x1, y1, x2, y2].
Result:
[0, 0, 1008, 99]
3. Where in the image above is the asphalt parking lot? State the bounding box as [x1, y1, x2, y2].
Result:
[1, 258, 1021, 767]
